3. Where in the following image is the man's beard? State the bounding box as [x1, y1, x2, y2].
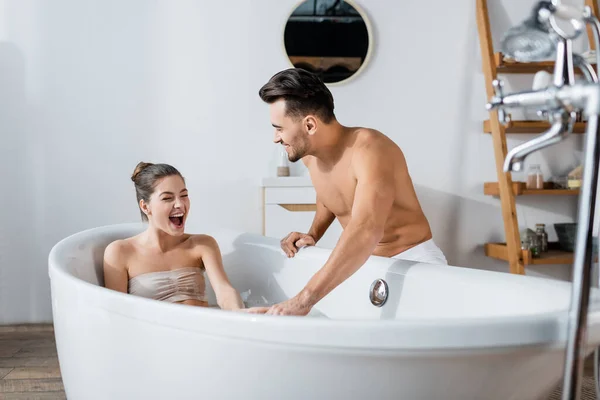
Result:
[287, 141, 308, 163]
[288, 150, 302, 163]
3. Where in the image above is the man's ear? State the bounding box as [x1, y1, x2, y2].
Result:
[304, 115, 318, 136]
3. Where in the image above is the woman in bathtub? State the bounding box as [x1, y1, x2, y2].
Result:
[103, 162, 244, 310]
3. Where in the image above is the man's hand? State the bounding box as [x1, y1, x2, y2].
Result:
[280, 232, 316, 258]
[242, 293, 315, 316]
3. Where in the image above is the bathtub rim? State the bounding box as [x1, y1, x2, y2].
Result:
[48, 223, 600, 351]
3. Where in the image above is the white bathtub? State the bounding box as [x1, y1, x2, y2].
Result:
[49, 223, 600, 400]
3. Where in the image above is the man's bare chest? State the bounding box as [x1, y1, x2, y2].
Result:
[311, 171, 357, 217]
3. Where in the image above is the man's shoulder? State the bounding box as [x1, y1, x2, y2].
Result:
[354, 127, 381, 137]
[349, 128, 406, 179]
[352, 127, 399, 156]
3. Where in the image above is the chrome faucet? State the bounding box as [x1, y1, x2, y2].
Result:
[504, 108, 573, 172]
[485, 1, 600, 399]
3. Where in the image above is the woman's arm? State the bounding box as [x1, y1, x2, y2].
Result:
[103, 240, 129, 293]
[196, 235, 244, 310]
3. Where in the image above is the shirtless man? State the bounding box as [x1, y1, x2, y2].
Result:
[248, 68, 446, 316]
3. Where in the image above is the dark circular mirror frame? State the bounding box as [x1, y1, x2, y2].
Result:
[283, 0, 373, 85]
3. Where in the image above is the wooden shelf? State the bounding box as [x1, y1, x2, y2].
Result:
[484, 242, 574, 266]
[278, 204, 317, 212]
[494, 52, 594, 74]
[476, 0, 599, 274]
[483, 120, 587, 134]
[484, 182, 580, 196]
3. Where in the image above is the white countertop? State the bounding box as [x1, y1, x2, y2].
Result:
[261, 176, 313, 187]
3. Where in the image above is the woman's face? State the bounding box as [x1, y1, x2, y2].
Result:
[142, 175, 190, 236]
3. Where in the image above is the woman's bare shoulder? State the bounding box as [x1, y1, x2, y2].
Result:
[188, 233, 219, 249]
[104, 237, 136, 265]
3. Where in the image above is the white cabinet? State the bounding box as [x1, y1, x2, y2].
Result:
[262, 177, 343, 250]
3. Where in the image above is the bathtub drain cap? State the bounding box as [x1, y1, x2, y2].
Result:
[369, 279, 388, 307]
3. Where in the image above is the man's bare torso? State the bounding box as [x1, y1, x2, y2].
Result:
[304, 128, 432, 257]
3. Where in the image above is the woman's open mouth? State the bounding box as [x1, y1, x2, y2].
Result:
[169, 213, 184, 229]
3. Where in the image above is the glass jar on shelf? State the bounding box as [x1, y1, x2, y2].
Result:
[521, 235, 531, 251]
[530, 234, 542, 258]
[526, 164, 544, 189]
[521, 228, 541, 258]
[535, 223, 548, 253]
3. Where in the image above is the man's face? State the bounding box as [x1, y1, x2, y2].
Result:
[270, 99, 310, 162]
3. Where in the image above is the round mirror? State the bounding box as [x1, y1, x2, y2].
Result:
[283, 0, 372, 85]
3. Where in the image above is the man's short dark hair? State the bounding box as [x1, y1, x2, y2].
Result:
[259, 68, 335, 123]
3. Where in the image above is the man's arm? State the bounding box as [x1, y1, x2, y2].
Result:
[307, 196, 336, 242]
[302, 156, 335, 242]
[280, 196, 336, 257]
[298, 141, 395, 306]
[245, 139, 397, 315]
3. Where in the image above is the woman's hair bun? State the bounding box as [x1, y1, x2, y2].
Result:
[131, 162, 154, 182]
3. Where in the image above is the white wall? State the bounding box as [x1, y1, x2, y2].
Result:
[0, 0, 589, 323]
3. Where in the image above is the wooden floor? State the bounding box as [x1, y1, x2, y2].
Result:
[0, 325, 65, 400]
[0, 324, 597, 400]
[548, 369, 598, 400]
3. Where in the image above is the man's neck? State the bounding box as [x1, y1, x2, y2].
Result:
[310, 120, 350, 165]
